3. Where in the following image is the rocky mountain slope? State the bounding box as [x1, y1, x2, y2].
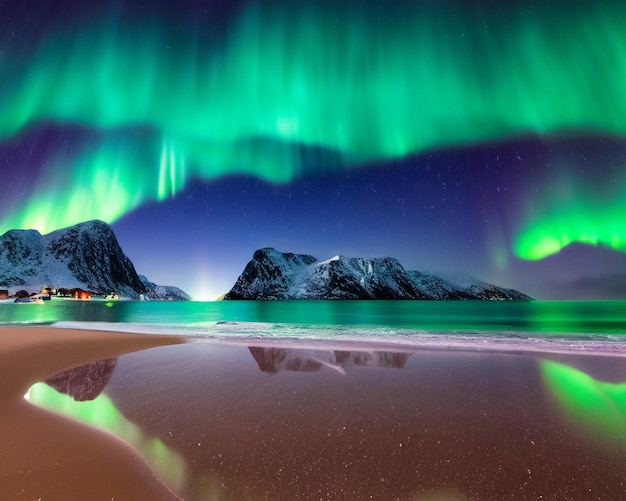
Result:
[224, 247, 532, 301]
[0, 220, 190, 300]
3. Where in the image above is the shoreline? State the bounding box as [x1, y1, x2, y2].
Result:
[46, 319, 626, 358]
[0, 326, 184, 501]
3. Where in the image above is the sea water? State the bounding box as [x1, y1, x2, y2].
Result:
[2, 300, 626, 354]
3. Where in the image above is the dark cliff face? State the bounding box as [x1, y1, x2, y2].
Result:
[302, 256, 425, 299]
[0, 220, 189, 299]
[224, 247, 317, 299]
[225, 247, 533, 301]
[45, 220, 146, 294]
[0, 229, 44, 285]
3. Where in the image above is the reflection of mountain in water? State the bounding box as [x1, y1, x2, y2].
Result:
[45, 358, 117, 401]
[334, 350, 409, 369]
[248, 347, 409, 374]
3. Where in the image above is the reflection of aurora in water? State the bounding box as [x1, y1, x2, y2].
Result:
[2, 1, 626, 262]
[540, 360, 626, 448]
[27, 382, 187, 493]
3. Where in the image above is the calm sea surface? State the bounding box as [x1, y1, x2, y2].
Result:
[2, 300, 626, 350]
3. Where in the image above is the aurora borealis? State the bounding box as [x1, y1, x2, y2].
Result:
[2, 0, 626, 299]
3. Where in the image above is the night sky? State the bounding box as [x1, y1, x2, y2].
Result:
[1, 0, 626, 300]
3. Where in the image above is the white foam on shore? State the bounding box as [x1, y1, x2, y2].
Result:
[49, 320, 626, 357]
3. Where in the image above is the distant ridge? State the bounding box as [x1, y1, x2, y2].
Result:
[0, 220, 190, 300]
[224, 247, 532, 301]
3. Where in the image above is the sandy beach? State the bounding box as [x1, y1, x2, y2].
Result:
[3, 326, 626, 500]
[0, 326, 184, 501]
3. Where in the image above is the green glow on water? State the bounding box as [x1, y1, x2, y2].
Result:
[2, 2, 626, 237]
[3, 300, 626, 335]
[540, 360, 626, 447]
[27, 382, 187, 491]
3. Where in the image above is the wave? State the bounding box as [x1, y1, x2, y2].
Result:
[50, 320, 626, 356]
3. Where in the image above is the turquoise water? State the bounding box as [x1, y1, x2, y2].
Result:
[2, 300, 625, 344]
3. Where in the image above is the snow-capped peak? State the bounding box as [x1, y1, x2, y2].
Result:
[225, 248, 532, 301]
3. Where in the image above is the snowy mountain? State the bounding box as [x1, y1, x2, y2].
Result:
[406, 270, 530, 300]
[139, 275, 191, 301]
[224, 247, 318, 300]
[224, 247, 532, 301]
[0, 220, 190, 300]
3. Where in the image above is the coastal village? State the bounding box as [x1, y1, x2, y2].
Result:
[0, 287, 120, 302]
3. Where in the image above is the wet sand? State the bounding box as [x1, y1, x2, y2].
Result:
[0, 326, 184, 501]
[3, 327, 626, 500]
[105, 342, 626, 501]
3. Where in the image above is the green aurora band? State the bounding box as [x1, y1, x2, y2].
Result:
[540, 360, 626, 449]
[514, 166, 626, 260]
[2, 1, 626, 259]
